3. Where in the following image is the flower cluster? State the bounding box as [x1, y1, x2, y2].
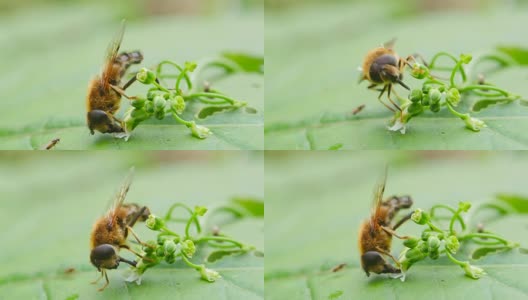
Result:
[123, 58, 251, 140]
[399, 201, 519, 279]
[389, 52, 522, 133]
[125, 203, 257, 285]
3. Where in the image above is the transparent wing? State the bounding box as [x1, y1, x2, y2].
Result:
[107, 166, 135, 226]
[101, 19, 126, 89]
[369, 167, 387, 232]
[383, 38, 397, 50]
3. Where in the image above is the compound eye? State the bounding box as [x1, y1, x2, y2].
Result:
[87, 110, 111, 125]
[90, 244, 117, 266]
[361, 251, 384, 268]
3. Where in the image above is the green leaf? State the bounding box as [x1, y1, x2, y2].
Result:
[207, 249, 244, 263]
[472, 247, 510, 260]
[497, 46, 528, 65]
[265, 151, 528, 299]
[265, 2, 528, 149]
[0, 5, 263, 150]
[472, 99, 515, 112]
[231, 197, 265, 217]
[221, 52, 264, 74]
[0, 152, 263, 299]
[197, 106, 235, 119]
[496, 194, 528, 213]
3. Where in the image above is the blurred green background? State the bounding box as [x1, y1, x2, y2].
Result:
[0, 0, 263, 150]
[265, 151, 528, 299]
[265, 0, 528, 150]
[0, 151, 264, 299]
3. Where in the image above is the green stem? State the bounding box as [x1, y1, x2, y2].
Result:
[426, 221, 444, 233]
[430, 204, 466, 231]
[446, 103, 466, 118]
[445, 250, 466, 267]
[429, 52, 458, 68]
[458, 233, 511, 245]
[160, 226, 180, 237]
[164, 202, 202, 235]
[196, 98, 231, 105]
[187, 92, 237, 105]
[450, 60, 466, 87]
[156, 60, 192, 90]
[181, 253, 202, 270]
[449, 208, 465, 235]
[172, 112, 194, 127]
[459, 85, 510, 96]
[195, 236, 246, 248]
[152, 81, 170, 93]
[185, 213, 198, 240]
[175, 69, 189, 92]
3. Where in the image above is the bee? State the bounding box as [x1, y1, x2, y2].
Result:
[90, 169, 150, 291]
[359, 39, 418, 114]
[86, 20, 143, 136]
[358, 172, 413, 277]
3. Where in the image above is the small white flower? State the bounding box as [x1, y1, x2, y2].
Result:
[463, 264, 486, 279]
[388, 119, 407, 134]
[188, 122, 212, 139]
[199, 267, 221, 282]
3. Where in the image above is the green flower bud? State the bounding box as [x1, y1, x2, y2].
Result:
[462, 115, 486, 132]
[157, 235, 170, 245]
[429, 248, 440, 260]
[145, 101, 155, 114]
[418, 240, 429, 254]
[164, 240, 178, 256]
[199, 266, 221, 282]
[460, 54, 472, 64]
[131, 98, 146, 109]
[411, 209, 430, 225]
[131, 108, 149, 121]
[405, 247, 426, 261]
[438, 86, 446, 92]
[194, 206, 208, 216]
[421, 231, 432, 241]
[154, 110, 165, 120]
[422, 85, 431, 94]
[410, 63, 429, 79]
[169, 95, 186, 115]
[458, 201, 472, 212]
[430, 102, 441, 113]
[409, 89, 423, 103]
[147, 88, 163, 101]
[180, 240, 196, 258]
[155, 246, 165, 257]
[427, 236, 441, 251]
[462, 263, 486, 279]
[143, 240, 158, 254]
[164, 252, 176, 264]
[136, 67, 157, 84]
[421, 94, 431, 106]
[187, 121, 212, 139]
[146, 214, 165, 231]
[403, 237, 420, 249]
[446, 88, 461, 106]
[153, 96, 166, 111]
[407, 102, 423, 115]
[429, 88, 442, 104]
[446, 235, 460, 254]
[185, 61, 197, 72]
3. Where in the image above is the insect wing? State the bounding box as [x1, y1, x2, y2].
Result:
[101, 20, 126, 90]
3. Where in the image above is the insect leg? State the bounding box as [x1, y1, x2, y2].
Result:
[375, 85, 396, 112]
[120, 244, 155, 263]
[122, 76, 137, 90]
[127, 206, 148, 227]
[97, 269, 110, 291]
[392, 211, 414, 231]
[386, 84, 403, 112]
[375, 246, 402, 268]
[91, 271, 104, 284]
[381, 225, 410, 240]
[110, 84, 137, 100]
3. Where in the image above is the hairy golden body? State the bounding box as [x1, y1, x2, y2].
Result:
[358, 176, 413, 277]
[86, 21, 143, 135]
